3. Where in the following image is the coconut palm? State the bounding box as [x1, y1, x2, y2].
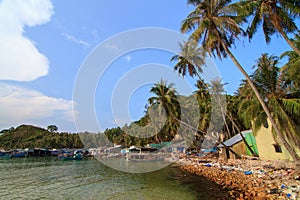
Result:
[280, 32, 300, 95]
[238, 54, 300, 159]
[194, 79, 211, 132]
[208, 78, 230, 135]
[148, 80, 181, 141]
[239, 0, 300, 56]
[148, 80, 180, 117]
[181, 0, 299, 160]
[195, 79, 210, 100]
[208, 79, 260, 156]
[170, 40, 206, 79]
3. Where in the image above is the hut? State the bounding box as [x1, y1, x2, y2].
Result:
[218, 130, 258, 160]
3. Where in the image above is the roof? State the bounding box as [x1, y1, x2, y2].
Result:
[218, 130, 252, 148]
[148, 142, 173, 148]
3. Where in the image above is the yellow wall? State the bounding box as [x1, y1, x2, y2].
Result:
[232, 142, 246, 159]
[255, 122, 300, 161]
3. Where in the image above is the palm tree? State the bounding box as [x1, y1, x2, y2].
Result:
[280, 32, 300, 95]
[181, 0, 299, 160]
[208, 78, 231, 136]
[239, 0, 300, 56]
[148, 80, 181, 142]
[170, 40, 206, 79]
[148, 80, 180, 117]
[238, 53, 300, 159]
[195, 79, 210, 100]
[194, 79, 211, 133]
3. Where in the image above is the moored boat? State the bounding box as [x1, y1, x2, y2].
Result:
[0, 152, 12, 159]
[58, 150, 83, 161]
[11, 150, 26, 157]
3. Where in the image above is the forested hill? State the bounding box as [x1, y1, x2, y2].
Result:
[0, 125, 83, 150]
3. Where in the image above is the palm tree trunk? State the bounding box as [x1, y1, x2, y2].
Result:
[272, 20, 300, 57]
[171, 115, 242, 159]
[222, 43, 300, 161]
[278, 28, 300, 57]
[217, 97, 232, 137]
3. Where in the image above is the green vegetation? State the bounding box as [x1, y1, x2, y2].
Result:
[0, 125, 83, 150]
[1, 1, 299, 160]
[176, 0, 300, 160]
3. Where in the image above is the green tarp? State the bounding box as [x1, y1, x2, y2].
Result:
[244, 131, 259, 156]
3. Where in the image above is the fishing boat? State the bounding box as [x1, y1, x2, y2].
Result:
[0, 152, 12, 159]
[58, 150, 83, 161]
[11, 150, 26, 157]
[125, 152, 165, 162]
[125, 147, 166, 162]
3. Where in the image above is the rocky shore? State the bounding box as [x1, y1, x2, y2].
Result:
[178, 157, 300, 200]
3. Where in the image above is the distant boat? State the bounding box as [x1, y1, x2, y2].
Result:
[11, 150, 26, 157]
[58, 150, 83, 161]
[0, 152, 11, 159]
[123, 146, 167, 162]
[125, 152, 166, 162]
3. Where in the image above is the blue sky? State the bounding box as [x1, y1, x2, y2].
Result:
[0, 0, 297, 132]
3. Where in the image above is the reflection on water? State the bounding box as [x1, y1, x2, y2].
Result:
[0, 158, 230, 200]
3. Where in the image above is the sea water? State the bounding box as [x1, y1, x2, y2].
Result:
[0, 157, 231, 200]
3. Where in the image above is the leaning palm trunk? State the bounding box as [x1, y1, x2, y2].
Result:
[222, 42, 300, 161]
[276, 25, 300, 57]
[186, 74, 241, 158]
[216, 96, 232, 138]
[281, 31, 300, 57]
[269, 13, 300, 57]
[170, 114, 241, 159]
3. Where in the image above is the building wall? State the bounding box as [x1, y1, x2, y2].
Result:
[255, 122, 300, 161]
[231, 142, 247, 159]
[220, 142, 247, 160]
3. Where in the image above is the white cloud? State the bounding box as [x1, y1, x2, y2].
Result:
[125, 55, 132, 62]
[0, 83, 75, 129]
[0, 0, 54, 81]
[62, 33, 90, 48]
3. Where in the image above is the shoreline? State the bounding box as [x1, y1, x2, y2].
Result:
[177, 157, 300, 200]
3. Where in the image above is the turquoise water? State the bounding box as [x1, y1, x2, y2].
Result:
[0, 158, 230, 200]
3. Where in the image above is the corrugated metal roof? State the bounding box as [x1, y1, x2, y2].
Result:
[218, 130, 252, 148]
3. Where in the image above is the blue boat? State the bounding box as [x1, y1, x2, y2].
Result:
[0, 152, 12, 159]
[11, 150, 26, 157]
[58, 150, 82, 161]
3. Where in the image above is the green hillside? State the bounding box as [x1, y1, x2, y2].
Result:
[0, 125, 83, 150]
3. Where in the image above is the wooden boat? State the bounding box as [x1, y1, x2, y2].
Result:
[58, 150, 83, 161]
[125, 152, 165, 162]
[0, 152, 12, 159]
[11, 150, 26, 157]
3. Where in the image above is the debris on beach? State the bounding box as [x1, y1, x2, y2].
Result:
[180, 158, 300, 199]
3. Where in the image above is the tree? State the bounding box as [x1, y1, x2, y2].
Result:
[170, 40, 206, 79]
[208, 78, 231, 136]
[181, 0, 299, 160]
[194, 79, 211, 132]
[280, 32, 300, 95]
[240, 0, 300, 56]
[148, 80, 181, 142]
[207, 78, 258, 156]
[148, 80, 180, 117]
[47, 125, 58, 133]
[238, 54, 300, 159]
